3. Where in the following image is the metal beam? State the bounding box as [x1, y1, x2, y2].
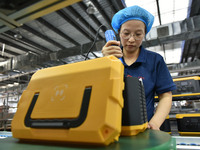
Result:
[5, 30, 53, 53]
[56, 10, 94, 41]
[0, 0, 82, 33]
[0, 54, 10, 59]
[180, 40, 191, 63]
[184, 39, 192, 62]
[0, 70, 35, 82]
[189, 0, 200, 17]
[2, 32, 49, 54]
[169, 66, 200, 73]
[0, 76, 30, 85]
[0, 18, 16, 29]
[67, 5, 103, 39]
[78, 2, 106, 33]
[0, 39, 21, 57]
[0, 37, 36, 53]
[0, 12, 21, 27]
[156, 0, 162, 25]
[0, 0, 61, 24]
[0, 16, 200, 73]
[17, 0, 82, 24]
[21, 24, 66, 50]
[0, 39, 105, 73]
[111, 0, 126, 10]
[106, 0, 118, 13]
[90, 0, 111, 27]
[56, 40, 105, 59]
[37, 17, 80, 46]
[3, 48, 20, 56]
[191, 39, 200, 61]
[167, 60, 200, 74]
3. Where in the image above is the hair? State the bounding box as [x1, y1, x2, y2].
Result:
[118, 22, 147, 35]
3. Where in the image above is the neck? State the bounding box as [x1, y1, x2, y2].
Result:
[123, 48, 140, 65]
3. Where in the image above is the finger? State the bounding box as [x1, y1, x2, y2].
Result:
[105, 41, 120, 47]
[108, 45, 121, 50]
[113, 53, 123, 58]
[102, 46, 122, 54]
[103, 51, 123, 58]
[148, 124, 160, 130]
[105, 49, 122, 56]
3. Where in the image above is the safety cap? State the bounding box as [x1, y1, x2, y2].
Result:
[111, 5, 154, 34]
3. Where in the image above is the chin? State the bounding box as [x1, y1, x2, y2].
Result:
[125, 47, 138, 52]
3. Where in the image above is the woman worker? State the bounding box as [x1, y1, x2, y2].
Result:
[102, 5, 176, 130]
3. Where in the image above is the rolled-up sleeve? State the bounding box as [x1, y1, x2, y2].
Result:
[155, 56, 176, 95]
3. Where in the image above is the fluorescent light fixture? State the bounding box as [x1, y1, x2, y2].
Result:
[2, 43, 5, 56]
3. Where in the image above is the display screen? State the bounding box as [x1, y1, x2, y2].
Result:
[191, 118, 198, 123]
[181, 81, 188, 86]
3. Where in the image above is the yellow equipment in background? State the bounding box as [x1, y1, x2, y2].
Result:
[172, 76, 200, 100]
[12, 56, 124, 146]
[155, 75, 200, 101]
[176, 113, 200, 135]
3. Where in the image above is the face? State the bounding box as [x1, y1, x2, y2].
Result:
[119, 20, 145, 53]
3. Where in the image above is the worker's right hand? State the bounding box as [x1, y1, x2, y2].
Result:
[101, 41, 123, 58]
[148, 122, 160, 131]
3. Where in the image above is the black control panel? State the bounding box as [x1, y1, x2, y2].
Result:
[173, 79, 199, 94]
[155, 76, 200, 101]
[177, 117, 200, 132]
[172, 77, 200, 100]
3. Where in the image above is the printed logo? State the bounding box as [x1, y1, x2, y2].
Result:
[50, 84, 68, 102]
[126, 74, 145, 80]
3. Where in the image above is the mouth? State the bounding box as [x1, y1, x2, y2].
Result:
[127, 45, 135, 48]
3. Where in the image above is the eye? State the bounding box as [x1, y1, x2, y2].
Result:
[123, 32, 130, 36]
[136, 33, 142, 37]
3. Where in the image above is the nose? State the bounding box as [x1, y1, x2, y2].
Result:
[128, 34, 136, 42]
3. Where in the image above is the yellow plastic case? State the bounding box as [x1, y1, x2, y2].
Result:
[121, 123, 148, 136]
[176, 113, 200, 135]
[12, 56, 124, 146]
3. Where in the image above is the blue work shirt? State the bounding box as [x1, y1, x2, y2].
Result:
[119, 46, 176, 121]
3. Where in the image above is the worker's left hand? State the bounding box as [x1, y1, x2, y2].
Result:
[147, 122, 160, 130]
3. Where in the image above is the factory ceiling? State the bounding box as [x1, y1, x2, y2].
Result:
[0, 0, 199, 92]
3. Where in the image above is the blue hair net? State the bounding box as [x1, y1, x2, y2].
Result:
[111, 5, 154, 34]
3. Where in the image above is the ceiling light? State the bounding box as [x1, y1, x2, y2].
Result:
[14, 33, 22, 39]
[86, 4, 95, 14]
[7, 84, 14, 87]
[14, 29, 22, 39]
[14, 82, 19, 86]
[2, 43, 5, 56]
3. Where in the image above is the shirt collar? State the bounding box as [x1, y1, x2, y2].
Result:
[136, 46, 147, 63]
[119, 46, 147, 65]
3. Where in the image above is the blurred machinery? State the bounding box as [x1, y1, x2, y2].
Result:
[156, 75, 200, 135]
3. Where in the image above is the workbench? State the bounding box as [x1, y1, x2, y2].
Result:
[0, 129, 176, 150]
